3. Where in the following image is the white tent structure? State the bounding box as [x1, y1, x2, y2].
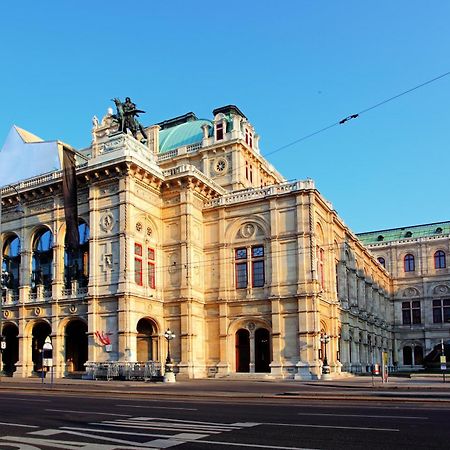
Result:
[0, 126, 61, 187]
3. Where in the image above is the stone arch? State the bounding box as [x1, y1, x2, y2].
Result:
[30, 320, 52, 373]
[228, 317, 272, 373]
[1, 321, 19, 376]
[315, 222, 325, 245]
[432, 284, 450, 296]
[2, 232, 21, 292]
[225, 215, 270, 243]
[133, 213, 160, 244]
[31, 226, 54, 292]
[136, 317, 160, 362]
[64, 318, 88, 372]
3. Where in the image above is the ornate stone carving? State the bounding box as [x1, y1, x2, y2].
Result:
[69, 304, 77, 314]
[433, 284, 450, 295]
[34, 307, 41, 316]
[403, 287, 420, 297]
[240, 223, 256, 239]
[100, 212, 115, 232]
[136, 222, 143, 232]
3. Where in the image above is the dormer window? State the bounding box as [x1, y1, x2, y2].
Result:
[405, 231, 412, 238]
[377, 235, 384, 241]
[436, 227, 443, 234]
[245, 128, 253, 148]
[216, 122, 224, 141]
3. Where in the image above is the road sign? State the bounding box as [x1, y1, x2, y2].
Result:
[441, 363, 447, 371]
[0, 341, 5, 350]
[441, 355, 446, 364]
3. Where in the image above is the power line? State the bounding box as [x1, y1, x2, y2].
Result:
[262, 70, 450, 159]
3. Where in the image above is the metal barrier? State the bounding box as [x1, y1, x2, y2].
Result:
[84, 361, 162, 381]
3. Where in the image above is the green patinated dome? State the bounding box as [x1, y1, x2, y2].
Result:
[159, 119, 212, 153]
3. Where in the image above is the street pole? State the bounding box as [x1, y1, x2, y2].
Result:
[163, 328, 176, 383]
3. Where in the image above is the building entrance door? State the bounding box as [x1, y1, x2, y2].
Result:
[236, 329, 250, 372]
[255, 328, 270, 372]
[32, 322, 51, 372]
[65, 320, 88, 372]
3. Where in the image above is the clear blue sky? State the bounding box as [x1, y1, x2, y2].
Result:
[1, 1, 449, 233]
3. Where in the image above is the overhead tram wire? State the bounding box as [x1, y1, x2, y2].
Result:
[262, 69, 450, 159]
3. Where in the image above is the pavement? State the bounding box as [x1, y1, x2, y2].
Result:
[1, 373, 450, 403]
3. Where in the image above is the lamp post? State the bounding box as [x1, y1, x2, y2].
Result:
[163, 328, 176, 383]
[320, 333, 331, 380]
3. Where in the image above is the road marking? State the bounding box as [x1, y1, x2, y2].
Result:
[0, 422, 38, 428]
[0, 396, 51, 402]
[297, 412, 428, 419]
[116, 404, 197, 411]
[91, 421, 223, 433]
[61, 427, 308, 450]
[45, 409, 132, 417]
[264, 422, 399, 432]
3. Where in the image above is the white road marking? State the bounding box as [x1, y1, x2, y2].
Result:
[0, 422, 38, 428]
[116, 404, 197, 411]
[297, 412, 428, 419]
[0, 396, 51, 402]
[61, 427, 309, 450]
[45, 409, 131, 417]
[90, 421, 223, 433]
[132, 416, 242, 426]
[264, 422, 398, 432]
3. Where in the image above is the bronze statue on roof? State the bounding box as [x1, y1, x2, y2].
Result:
[111, 97, 148, 143]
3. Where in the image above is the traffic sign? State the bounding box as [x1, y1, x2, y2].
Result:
[0, 341, 5, 350]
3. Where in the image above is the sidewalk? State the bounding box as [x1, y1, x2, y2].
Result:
[1, 375, 450, 402]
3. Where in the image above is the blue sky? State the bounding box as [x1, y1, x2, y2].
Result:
[1, 1, 449, 233]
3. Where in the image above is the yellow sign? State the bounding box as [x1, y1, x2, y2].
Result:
[441, 355, 447, 364]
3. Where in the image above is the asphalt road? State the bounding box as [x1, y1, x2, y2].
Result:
[0, 390, 449, 449]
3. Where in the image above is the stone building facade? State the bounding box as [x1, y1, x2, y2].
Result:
[358, 223, 450, 370]
[0, 104, 394, 379]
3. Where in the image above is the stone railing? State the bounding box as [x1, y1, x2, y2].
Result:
[204, 179, 315, 208]
[163, 164, 227, 195]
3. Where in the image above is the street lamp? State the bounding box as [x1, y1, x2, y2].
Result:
[320, 333, 331, 380]
[163, 328, 176, 383]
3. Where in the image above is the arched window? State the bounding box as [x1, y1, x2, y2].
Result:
[317, 247, 325, 288]
[434, 250, 446, 269]
[64, 222, 90, 289]
[377, 257, 386, 268]
[2, 235, 21, 293]
[404, 254, 415, 272]
[32, 228, 53, 292]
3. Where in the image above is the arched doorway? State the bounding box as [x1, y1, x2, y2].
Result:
[2, 323, 19, 376]
[255, 328, 271, 372]
[403, 346, 412, 365]
[32, 321, 51, 372]
[65, 320, 88, 372]
[136, 318, 158, 361]
[235, 329, 250, 372]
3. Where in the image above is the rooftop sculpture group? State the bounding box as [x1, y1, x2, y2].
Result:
[111, 97, 148, 143]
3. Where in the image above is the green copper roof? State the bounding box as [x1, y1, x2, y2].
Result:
[357, 221, 450, 245]
[159, 119, 212, 153]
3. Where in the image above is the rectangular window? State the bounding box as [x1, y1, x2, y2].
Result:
[216, 122, 224, 140]
[433, 300, 443, 323]
[433, 299, 450, 323]
[236, 263, 248, 288]
[148, 263, 155, 289]
[135, 258, 143, 286]
[135, 243, 143, 285]
[403, 301, 421, 325]
[235, 246, 265, 289]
